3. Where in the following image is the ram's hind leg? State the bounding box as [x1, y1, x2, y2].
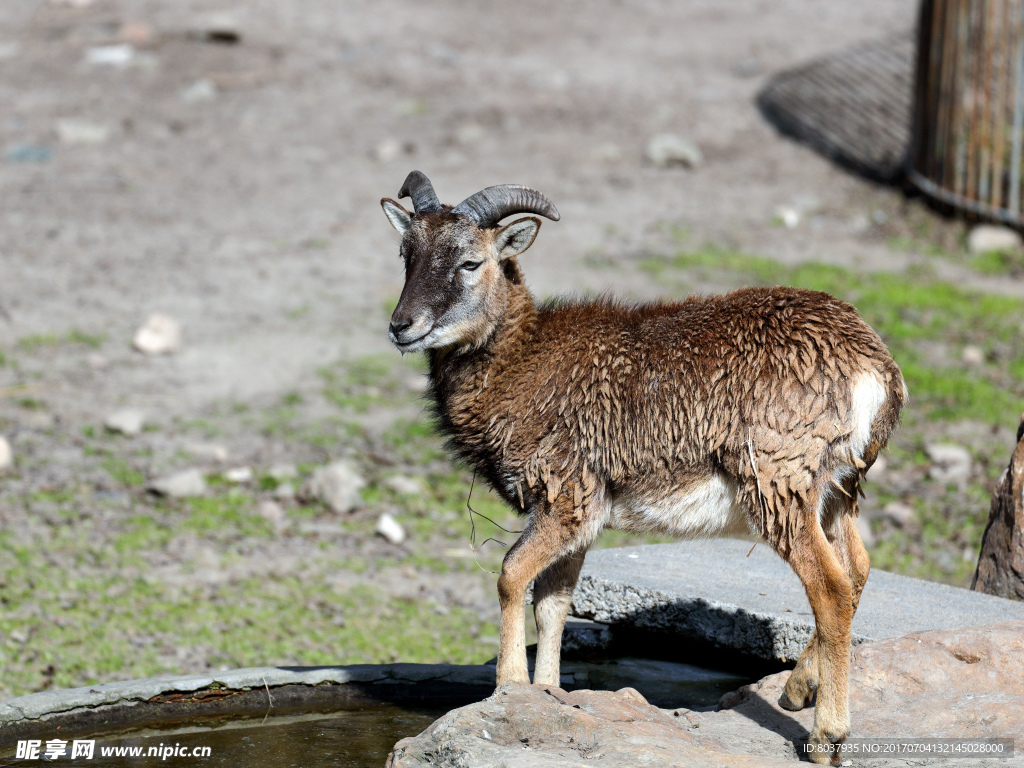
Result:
[780, 482, 869, 714]
[496, 496, 584, 687]
[533, 549, 587, 686]
[778, 493, 854, 765]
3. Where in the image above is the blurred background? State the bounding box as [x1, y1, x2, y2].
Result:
[1, 0, 1022, 699]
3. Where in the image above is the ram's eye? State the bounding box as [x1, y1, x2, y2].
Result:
[460, 261, 482, 272]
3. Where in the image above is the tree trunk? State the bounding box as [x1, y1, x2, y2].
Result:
[972, 414, 1024, 599]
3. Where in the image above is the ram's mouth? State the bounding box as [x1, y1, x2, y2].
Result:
[392, 328, 433, 351]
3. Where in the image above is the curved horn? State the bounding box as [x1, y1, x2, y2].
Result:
[398, 170, 443, 214]
[452, 185, 560, 228]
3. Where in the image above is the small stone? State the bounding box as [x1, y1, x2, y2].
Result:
[925, 443, 972, 485]
[104, 409, 146, 437]
[9, 628, 28, 643]
[50, 0, 94, 6]
[373, 139, 404, 163]
[592, 143, 624, 163]
[968, 224, 1022, 255]
[776, 205, 800, 229]
[643, 134, 703, 169]
[119, 21, 154, 47]
[181, 79, 217, 103]
[258, 499, 286, 525]
[149, 468, 207, 498]
[376, 512, 406, 545]
[55, 119, 110, 145]
[268, 463, 298, 480]
[85, 44, 135, 67]
[273, 482, 295, 500]
[386, 475, 423, 496]
[856, 516, 875, 547]
[0, 42, 20, 61]
[133, 313, 181, 355]
[882, 501, 916, 528]
[224, 466, 252, 483]
[455, 123, 485, 145]
[962, 345, 984, 366]
[305, 460, 365, 513]
[0, 435, 12, 470]
[186, 442, 229, 463]
[188, 12, 242, 44]
[87, 354, 108, 370]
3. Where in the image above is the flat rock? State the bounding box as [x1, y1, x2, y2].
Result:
[387, 683, 794, 768]
[389, 623, 1024, 768]
[305, 460, 364, 513]
[973, 413, 1024, 600]
[148, 468, 207, 498]
[570, 540, 1024, 662]
[104, 408, 146, 436]
[714, 622, 1024, 764]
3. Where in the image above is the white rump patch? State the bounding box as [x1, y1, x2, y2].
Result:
[847, 370, 888, 461]
[823, 370, 889, 521]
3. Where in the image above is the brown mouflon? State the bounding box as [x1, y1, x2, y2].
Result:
[381, 171, 905, 765]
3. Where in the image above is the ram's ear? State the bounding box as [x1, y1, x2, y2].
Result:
[381, 198, 412, 235]
[494, 217, 541, 260]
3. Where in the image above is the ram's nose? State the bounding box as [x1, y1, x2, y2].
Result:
[389, 319, 412, 338]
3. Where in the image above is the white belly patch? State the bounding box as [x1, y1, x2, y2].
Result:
[608, 472, 751, 539]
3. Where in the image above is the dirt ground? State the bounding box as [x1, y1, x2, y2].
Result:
[0, 0, 933, 418]
[1, 0, 1022, 699]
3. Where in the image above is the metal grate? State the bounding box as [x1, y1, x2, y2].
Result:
[757, 35, 915, 183]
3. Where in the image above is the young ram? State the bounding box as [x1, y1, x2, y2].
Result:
[380, 171, 904, 763]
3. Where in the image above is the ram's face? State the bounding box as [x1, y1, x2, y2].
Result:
[381, 201, 540, 354]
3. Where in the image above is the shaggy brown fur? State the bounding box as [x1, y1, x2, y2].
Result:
[381, 178, 904, 765]
[430, 281, 903, 556]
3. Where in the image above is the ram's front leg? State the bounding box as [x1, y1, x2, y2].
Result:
[533, 549, 587, 686]
[495, 499, 575, 687]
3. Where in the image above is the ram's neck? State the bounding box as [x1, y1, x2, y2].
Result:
[427, 281, 538, 441]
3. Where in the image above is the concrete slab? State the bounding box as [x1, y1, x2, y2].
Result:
[570, 540, 1024, 662]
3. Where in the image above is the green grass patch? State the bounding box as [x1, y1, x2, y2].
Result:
[969, 249, 1024, 276]
[0, 552, 499, 698]
[643, 248, 1024, 423]
[18, 330, 105, 351]
[183, 495, 274, 539]
[103, 458, 145, 488]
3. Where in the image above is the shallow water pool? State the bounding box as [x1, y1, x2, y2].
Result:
[1, 703, 446, 768]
